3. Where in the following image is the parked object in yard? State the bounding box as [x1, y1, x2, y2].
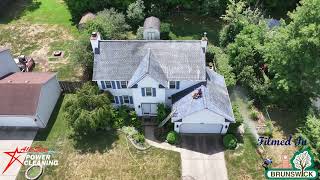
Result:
[14, 55, 35, 72]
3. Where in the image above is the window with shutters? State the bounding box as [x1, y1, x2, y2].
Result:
[169, 81, 175, 89]
[123, 95, 130, 104]
[145, 87, 152, 96]
[169, 81, 180, 89]
[120, 81, 127, 88]
[105, 81, 112, 88]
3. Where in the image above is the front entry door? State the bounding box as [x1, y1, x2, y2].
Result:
[142, 103, 157, 116]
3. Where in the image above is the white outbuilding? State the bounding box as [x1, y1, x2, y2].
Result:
[0, 72, 61, 128]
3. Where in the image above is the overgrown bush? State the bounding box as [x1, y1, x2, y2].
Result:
[227, 103, 244, 134]
[122, 126, 138, 137]
[85, 8, 130, 40]
[166, 131, 178, 144]
[133, 133, 145, 143]
[206, 45, 236, 87]
[64, 83, 115, 138]
[250, 110, 259, 120]
[160, 23, 171, 40]
[223, 134, 237, 149]
[136, 26, 144, 39]
[114, 105, 142, 131]
[264, 120, 273, 137]
[156, 103, 171, 124]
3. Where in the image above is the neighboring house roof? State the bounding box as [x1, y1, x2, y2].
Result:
[172, 68, 235, 122]
[79, 12, 96, 25]
[0, 72, 56, 116]
[0, 48, 19, 78]
[127, 48, 168, 87]
[93, 40, 206, 82]
[143, 16, 160, 30]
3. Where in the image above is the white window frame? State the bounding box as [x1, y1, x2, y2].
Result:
[123, 95, 130, 104]
[145, 87, 153, 96]
[120, 81, 127, 88]
[105, 81, 112, 88]
[169, 81, 176, 89]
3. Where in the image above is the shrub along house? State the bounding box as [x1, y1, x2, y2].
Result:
[91, 17, 235, 134]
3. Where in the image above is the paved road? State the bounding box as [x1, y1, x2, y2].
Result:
[0, 127, 37, 180]
[180, 135, 228, 180]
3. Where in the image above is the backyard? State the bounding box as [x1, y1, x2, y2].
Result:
[0, 0, 80, 80]
[17, 95, 181, 179]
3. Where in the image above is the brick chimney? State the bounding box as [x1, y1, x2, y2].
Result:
[90, 32, 101, 54]
[201, 32, 208, 53]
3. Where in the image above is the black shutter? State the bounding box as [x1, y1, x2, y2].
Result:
[119, 96, 124, 104]
[116, 81, 121, 89]
[111, 81, 116, 89]
[176, 81, 180, 89]
[114, 96, 119, 104]
[101, 81, 106, 89]
[129, 96, 134, 104]
[152, 88, 156, 97]
[141, 88, 145, 96]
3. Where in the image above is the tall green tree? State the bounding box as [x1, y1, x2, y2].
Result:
[219, 0, 263, 47]
[85, 8, 130, 40]
[126, 0, 145, 28]
[64, 83, 115, 138]
[264, 0, 320, 107]
[70, 33, 93, 80]
[227, 23, 270, 101]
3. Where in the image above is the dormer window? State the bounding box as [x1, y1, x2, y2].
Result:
[120, 81, 127, 88]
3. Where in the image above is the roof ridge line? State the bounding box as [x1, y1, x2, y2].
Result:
[146, 48, 151, 73]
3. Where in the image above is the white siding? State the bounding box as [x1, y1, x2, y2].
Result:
[0, 116, 37, 127]
[96, 80, 134, 108]
[35, 77, 61, 128]
[0, 50, 19, 78]
[174, 109, 230, 134]
[132, 75, 165, 116]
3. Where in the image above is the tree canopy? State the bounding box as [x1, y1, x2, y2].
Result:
[84, 8, 130, 40]
[64, 83, 115, 137]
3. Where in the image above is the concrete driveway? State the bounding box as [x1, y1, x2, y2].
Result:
[0, 127, 37, 180]
[180, 134, 228, 180]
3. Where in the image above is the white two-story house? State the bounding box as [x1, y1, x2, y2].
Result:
[91, 17, 235, 134]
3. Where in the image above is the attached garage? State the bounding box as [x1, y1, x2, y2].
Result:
[171, 69, 235, 134]
[179, 123, 223, 134]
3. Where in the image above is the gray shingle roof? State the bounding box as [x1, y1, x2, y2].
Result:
[172, 68, 235, 122]
[127, 48, 168, 87]
[93, 40, 206, 81]
[143, 16, 160, 30]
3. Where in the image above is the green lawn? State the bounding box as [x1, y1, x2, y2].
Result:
[165, 12, 223, 44]
[17, 95, 181, 180]
[225, 132, 265, 180]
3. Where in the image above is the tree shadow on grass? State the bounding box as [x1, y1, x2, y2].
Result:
[0, 0, 41, 24]
[73, 130, 119, 154]
[165, 12, 223, 44]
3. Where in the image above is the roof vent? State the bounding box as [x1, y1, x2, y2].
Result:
[192, 88, 202, 99]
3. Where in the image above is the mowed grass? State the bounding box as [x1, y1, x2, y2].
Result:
[224, 132, 265, 180]
[165, 12, 223, 44]
[17, 95, 181, 180]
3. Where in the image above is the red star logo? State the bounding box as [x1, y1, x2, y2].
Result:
[2, 147, 25, 174]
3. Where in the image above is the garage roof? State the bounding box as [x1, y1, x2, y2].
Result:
[0, 72, 56, 116]
[172, 68, 235, 122]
